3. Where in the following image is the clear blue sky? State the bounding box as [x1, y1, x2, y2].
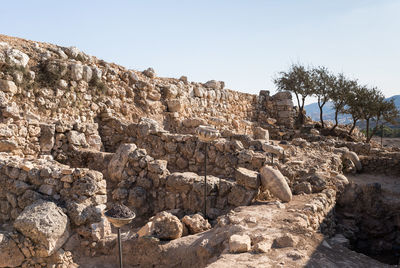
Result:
[1, 0, 399, 103]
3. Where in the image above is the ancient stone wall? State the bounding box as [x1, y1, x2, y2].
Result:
[0, 153, 109, 266]
[96, 117, 270, 177]
[0, 37, 295, 160]
[360, 152, 400, 176]
[106, 143, 260, 220]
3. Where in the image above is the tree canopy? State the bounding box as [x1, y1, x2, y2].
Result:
[273, 64, 399, 142]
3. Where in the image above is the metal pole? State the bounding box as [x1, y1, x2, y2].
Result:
[118, 227, 123, 268]
[204, 142, 207, 218]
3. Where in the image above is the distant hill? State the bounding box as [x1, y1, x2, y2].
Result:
[305, 95, 400, 126]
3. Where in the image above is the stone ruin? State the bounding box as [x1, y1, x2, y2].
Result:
[0, 34, 400, 267]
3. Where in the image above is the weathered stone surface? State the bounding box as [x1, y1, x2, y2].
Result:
[0, 233, 25, 267]
[137, 221, 154, 237]
[108, 143, 137, 181]
[67, 130, 87, 147]
[14, 200, 70, 257]
[66, 201, 103, 226]
[294, 182, 312, 194]
[70, 63, 83, 81]
[166, 99, 183, 112]
[5, 47, 29, 67]
[262, 143, 284, 157]
[0, 80, 18, 94]
[343, 151, 362, 171]
[143, 67, 156, 78]
[39, 123, 55, 153]
[152, 211, 183, 240]
[273, 233, 297, 248]
[182, 213, 211, 234]
[147, 159, 168, 174]
[235, 167, 259, 190]
[166, 172, 200, 193]
[0, 139, 17, 152]
[254, 127, 269, 141]
[229, 234, 251, 253]
[260, 165, 292, 202]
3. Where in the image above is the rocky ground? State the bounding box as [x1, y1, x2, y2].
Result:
[0, 34, 399, 267]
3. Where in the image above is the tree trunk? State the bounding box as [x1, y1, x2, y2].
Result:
[366, 118, 380, 143]
[318, 98, 325, 128]
[349, 118, 357, 135]
[366, 118, 370, 142]
[331, 109, 339, 131]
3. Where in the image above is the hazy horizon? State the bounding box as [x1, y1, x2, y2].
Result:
[1, 0, 399, 104]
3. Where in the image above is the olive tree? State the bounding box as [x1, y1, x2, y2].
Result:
[366, 98, 399, 142]
[311, 66, 335, 128]
[328, 73, 357, 131]
[274, 64, 313, 125]
[343, 84, 366, 135]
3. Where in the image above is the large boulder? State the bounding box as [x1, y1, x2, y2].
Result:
[152, 211, 183, 240]
[0, 233, 25, 267]
[14, 200, 70, 257]
[108, 143, 137, 181]
[181, 213, 211, 234]
[260, 165, 292, 202]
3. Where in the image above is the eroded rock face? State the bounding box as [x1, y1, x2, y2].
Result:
[0, 233, 25, 267]
[14, 200, 70, 257]
[260, 165, 292, 202]
[152, 211, 183, 240]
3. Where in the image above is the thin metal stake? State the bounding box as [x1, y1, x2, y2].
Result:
[118, 227, 123, 268]
[204, 142, 207, 218]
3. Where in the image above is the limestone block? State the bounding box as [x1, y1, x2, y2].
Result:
[262, 143, 284, 157]
[14, 200, 70, 257]
[235, 167, 260, 190]
[229, 234, 251, 253]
